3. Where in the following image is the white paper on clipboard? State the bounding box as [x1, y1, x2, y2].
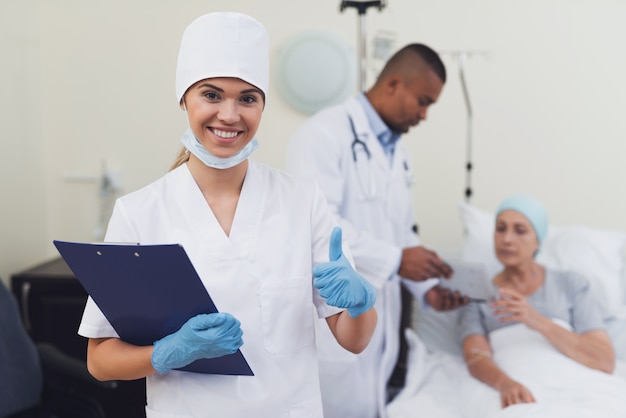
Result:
[438, 259, 498, 302]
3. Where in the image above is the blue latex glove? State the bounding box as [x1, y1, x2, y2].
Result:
[151, 312, 243, 373]
[313, 227, 376, 318]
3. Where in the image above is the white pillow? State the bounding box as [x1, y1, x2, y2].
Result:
[458, 203, 502, 278]
[459, 202, 626, 319]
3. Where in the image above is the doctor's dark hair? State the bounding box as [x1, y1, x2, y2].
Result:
[379, 43, 446, 83]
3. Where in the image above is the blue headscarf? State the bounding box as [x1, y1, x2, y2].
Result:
[496, 195, 548, 246]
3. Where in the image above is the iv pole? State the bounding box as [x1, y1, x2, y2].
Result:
[458, 51, 473, 203]
[442, 49, 487, 203]
[340, 1, 387, 92]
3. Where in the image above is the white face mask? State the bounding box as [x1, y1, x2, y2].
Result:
[180, 128, 259, 170]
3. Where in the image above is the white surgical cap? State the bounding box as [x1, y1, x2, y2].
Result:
[175, 12, 269, 104]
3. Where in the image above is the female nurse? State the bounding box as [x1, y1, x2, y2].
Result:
[78, 12, 377, 418]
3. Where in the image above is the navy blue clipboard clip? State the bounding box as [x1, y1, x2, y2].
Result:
[53, 240, 253, 376]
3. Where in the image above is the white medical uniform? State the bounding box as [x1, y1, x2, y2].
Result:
[286, 96, 433, 418]
[78, 160, 343, 418]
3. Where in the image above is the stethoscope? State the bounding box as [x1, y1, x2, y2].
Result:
[349, 115, 377, 200]
[348, 114, 415, 201]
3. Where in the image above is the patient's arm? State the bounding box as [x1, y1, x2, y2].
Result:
[493, 288, 615, 373]
[532, 324, 614, 373]
[463, 334, 536, 408]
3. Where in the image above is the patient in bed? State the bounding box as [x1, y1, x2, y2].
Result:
[459, 195, 616, 410]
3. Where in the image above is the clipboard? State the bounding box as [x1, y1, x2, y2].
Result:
[53, 240, 254, 376]
[439, 259, 498, 303]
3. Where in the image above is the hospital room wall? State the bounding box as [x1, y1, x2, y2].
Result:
[1, 0, 625, 283]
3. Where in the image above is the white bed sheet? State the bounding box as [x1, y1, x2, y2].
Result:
[388, 323, 626, 418]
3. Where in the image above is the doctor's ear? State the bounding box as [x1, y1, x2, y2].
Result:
[385, 75, 402, 94]
[180, 97, 187, 111]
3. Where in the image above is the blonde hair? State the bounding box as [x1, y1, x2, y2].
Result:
[170, 146, 190, 171]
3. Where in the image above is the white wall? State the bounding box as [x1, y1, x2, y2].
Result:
[1, 0, 625, 283]
[0, 1, 48, 284]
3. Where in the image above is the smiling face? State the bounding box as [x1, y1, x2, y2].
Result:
[182, 77, 264, 158]
[494, 210, 540, 267]
[380, 68, 443, 134]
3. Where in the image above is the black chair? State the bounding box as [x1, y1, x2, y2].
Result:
[0, 277, 42, 417]
[35, 342, 115, 418]
[1, 278, 141, 418]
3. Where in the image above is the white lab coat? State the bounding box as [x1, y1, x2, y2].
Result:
[78, 161, 344, 418]
[286, 96, 433, 418]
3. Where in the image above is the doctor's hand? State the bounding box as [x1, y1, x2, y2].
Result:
[151, 312, 243, 374]
[313, 227, 376, 318]
[425, 285, 469, 311]
[398, 246, 453, 282]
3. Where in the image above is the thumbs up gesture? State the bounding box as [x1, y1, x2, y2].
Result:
[313, 227, 376, 318]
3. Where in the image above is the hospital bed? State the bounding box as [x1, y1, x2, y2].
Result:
[387, 202, 626, 418]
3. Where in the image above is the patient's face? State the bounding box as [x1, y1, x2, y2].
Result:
[494, 210, 539, 266]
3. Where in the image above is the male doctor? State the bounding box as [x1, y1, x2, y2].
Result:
[285, 43, 466, 418]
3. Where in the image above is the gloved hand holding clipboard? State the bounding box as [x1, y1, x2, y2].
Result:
[53, 240, 254, 376]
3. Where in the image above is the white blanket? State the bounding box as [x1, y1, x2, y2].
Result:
[388, 322, 626, 418]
